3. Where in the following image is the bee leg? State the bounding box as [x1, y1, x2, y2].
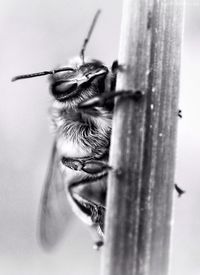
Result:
[67, 179, 106, 240]
[174, 183, 185, 197]
[62, 156, 112, 174]
[78, 89, 144, 111]
[111, 60, 118, 74]
[110, 60, 127, 92]
[89, 224, 104, 250]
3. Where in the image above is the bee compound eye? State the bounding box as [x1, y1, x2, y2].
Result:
[51, 82, 78, 101]
[61, 157, 83, 171]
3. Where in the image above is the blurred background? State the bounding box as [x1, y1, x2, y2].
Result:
[0, 0, 200, 274]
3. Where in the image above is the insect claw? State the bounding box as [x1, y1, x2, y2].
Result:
[174, 183, 185, 197]
[93, 240, 104, 250]
[111, 60, 127, 74]
[178, 109, 182, 118]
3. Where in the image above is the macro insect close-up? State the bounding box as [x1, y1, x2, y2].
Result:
[2, 1, 200, 275]
[12, 10, 119, 250]
[11, 8, 185, 253]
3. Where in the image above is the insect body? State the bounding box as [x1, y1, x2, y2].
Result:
[12, 10, 184, 250]
[45, 57, 116, 248]
[12, 10, 118, 249]
[42, 56, 117, 249]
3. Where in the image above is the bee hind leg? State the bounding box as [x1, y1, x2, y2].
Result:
[67, 179, 106, 249]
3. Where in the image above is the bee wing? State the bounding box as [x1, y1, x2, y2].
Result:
[39, 140, 73, 249]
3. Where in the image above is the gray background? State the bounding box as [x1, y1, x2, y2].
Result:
[0, 0, 200, 274]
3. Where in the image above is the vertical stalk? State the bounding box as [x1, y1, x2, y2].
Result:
[100, 1, 185, 275]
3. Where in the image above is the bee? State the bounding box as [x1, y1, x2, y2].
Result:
[12, 10, 119, 250]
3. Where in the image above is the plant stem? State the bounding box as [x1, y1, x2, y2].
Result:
[100, 0, 185, 275]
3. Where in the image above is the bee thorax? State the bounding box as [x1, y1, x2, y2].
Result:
[51, 104, 112, 157]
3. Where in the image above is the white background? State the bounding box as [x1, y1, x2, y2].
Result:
[0, 0, 200, 274]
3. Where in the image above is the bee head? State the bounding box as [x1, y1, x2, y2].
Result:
[12, 10, 110, 107]
[50, 58, 109, 104]
[50, 9, 105, 105]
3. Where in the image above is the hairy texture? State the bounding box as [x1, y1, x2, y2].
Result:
[51, 101, 112, 157]
[40, 57, 116, 247]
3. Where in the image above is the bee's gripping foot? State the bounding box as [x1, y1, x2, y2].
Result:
[174, 183, 185, 197]
[178, 109, 182, 118]
[93, 240, 104, 250]
[111, 60, 126, 74]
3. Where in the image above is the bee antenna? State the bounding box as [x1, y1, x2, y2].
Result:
[80, 9, 101, 64]
[11, 67, 74, 82]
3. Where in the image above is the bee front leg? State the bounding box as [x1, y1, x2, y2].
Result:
[78, 89, 144, 112]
